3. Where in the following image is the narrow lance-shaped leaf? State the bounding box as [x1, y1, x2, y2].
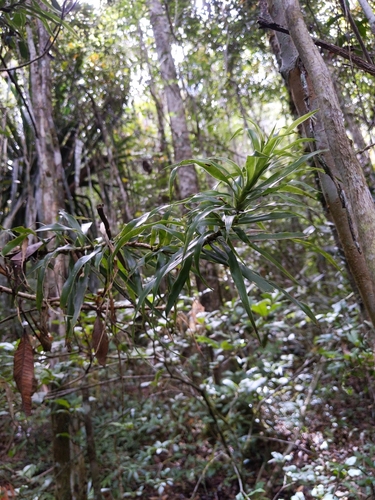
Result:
[1, 233, 29, 257]
[60, 248, 101, 309]
[219, 237, 261, 343]
[66, 264, 91, 339]
[165, 255, 193, 315]
[249, 242, 299, 285]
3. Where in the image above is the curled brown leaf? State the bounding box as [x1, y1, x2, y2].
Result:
[13, 332, 35, 416]
[92, 316, 109, 367]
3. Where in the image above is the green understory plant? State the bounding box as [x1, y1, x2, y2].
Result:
[0, 111, 334, 351]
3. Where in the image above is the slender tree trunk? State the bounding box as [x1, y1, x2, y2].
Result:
[264, 0, 375, 326]
[358, 0, 375, 37]
[51, 405, 72, 500]
[27, 15, 72, 499]
[89, 94, 132, 225]
[138, 22, 171, 164]
[71, 415, 88, 500]
[148, 0, 222, 311]
[82, 388, 103, 500]
[26, 25, 65, 228]
[148, 0, 198, 199]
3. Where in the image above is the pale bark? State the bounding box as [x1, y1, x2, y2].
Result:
[148, 0, 198, 199]
[266, 0, 375, 325]
[358, 0, 375, 37]
[338, 0, 373, 64]
[138, 22, 171, 163]
[26, 24, 65, 227]
[27, 14, 71, 498]
[148, 0, 222, 311]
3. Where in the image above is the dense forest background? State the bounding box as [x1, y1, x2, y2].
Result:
[1, 0, 375, 498]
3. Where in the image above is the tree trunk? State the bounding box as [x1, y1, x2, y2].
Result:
[264, 0, 375, 326]
[27, 14, 72, 498]
[51, 404, 72, 500]
[358, 0, 375, 37]
[26, 24, 65, 228]
[148, 0, 198, 199]
[148, 0, 222, 311]
[82, 388, 103, 500]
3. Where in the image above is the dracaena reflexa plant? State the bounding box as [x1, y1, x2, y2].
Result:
[4, 112, 333, 348]
[113, 111, 333, 344]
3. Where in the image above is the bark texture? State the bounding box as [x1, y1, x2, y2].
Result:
[148, 0, 198, 199]
[51, 404, 72, 500]
[82, 388, 103, 500]
[26, 22, 65, 227]
[265, 0, 375, 325]
[148, 0, 222, 311]
[27, 14, 72, 498]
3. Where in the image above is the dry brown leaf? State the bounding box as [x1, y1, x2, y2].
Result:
[0, 483, 16, 499]
[188, 299, 205, 332]
[92, 316, 109, 367]
[0, 264, 9, 277]
[10, 240, 44, 264]
[38, 309, 52, 352]
[13, 332, 35, 416]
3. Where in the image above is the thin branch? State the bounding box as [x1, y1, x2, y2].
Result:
[0, 0, 78, 73]
[258, 17, 375, 78]
[357, 142, 375, 155]
[97, 204, 112, 240]
[0, 53, 39, 138]
[338, 0, 373, 64]
[0, 24, 62, 73]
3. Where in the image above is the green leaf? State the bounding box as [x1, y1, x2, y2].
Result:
[219, 237, 261, 343]
[223, 214, 236, 235]
[165, 256, 193, 315]
[169, 166, 180, 199]
[240, 267, 274, 293]
[1, 234, 28, 256]
[294, 239, 341, 271]
[229, 127, 243, 142]
[277, 184, 317, 200]
[270, 280, 317, 324]
[283, 110, 318, 135]
[246, 231, 305, 241]
[191, 159, 234, 187]
[60, 248, 101, 309]
[196, 336, 220, 348]
[249, 242, 299, 284]
[256, 150, 321, 192]
[36, 252, 55, 310]
[237, 211, 297, 225]
[67, 264, 91, 337]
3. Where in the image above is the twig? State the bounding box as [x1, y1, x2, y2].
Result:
[258, 17, 375, 78]
[356, 142, 375, 155]
[45, 374, 156, 399]
[0, 53, 39, 138]
[189, 451, 226, 500]
[300, 357, 326, 421]
[97, 204, 112, 240]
